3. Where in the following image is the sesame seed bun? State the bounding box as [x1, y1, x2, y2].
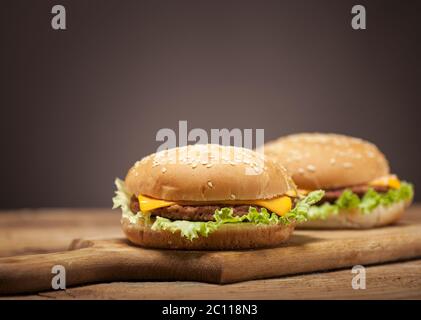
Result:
[263, 133, 390, 190]
[299, 200, 409, 229]
[125, 144, 296, 201]
[121, 216, 295, 250]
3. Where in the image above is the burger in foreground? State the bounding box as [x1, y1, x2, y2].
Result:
[113, 144, 323, 249]
[264, 133, 414, 229]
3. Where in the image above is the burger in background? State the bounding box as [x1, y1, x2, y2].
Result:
[113, 144, 323, 249]
[263, 133, 414, 229]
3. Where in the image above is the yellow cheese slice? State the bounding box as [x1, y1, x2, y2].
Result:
[252, 197, 292, 216]
[369, 174, 400, 189]
[138, 194, 176, 212]
[138, 194, 292, 216]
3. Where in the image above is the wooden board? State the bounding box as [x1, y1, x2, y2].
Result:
[4, 259, 421, 300]
[1, 207, 421, 295]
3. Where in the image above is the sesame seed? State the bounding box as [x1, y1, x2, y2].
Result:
[298, 168, 305, 174]
[230, 194, 236, 200]
[161, 167, 167, 173]
[206, 163, 213, 168]
[343, 162, 353, 168]
[207, 181, 214, 188]
[330, 158, 336, 165]
[306, 164, 316, 172]
[191, 163, 198, 169]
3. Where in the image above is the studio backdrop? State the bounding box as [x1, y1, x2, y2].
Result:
[1, 0, 420, 208]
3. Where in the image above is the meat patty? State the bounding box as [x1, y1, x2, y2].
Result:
[130, 195, 140, 213]
[151, 204, 265, 222]
[322, 185, 389, 203]
[129, 196, 267, 221]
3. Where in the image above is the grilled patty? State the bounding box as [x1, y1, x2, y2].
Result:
[151, 204, 264, 222]
[322, 185, 389, 203]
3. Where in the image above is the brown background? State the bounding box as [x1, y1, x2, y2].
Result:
[1, 0, 420, 208]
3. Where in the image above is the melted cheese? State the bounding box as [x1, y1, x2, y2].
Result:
[138, 194, 176, 212]
[369, 174, 400, 189]
[138, 194, 292, 216]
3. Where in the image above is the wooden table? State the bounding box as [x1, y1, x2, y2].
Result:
[1, 206, 421, 299]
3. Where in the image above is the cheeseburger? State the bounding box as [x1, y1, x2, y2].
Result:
[113, 144, 323, 249]
[264, 133, 414, 229]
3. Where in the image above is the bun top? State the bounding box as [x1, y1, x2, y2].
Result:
[263, 133, 390, 190]
[125, 144, 296, 201]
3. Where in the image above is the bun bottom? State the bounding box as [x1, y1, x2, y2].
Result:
[298, 200, 409, 229]
[121, 217, 295, 250]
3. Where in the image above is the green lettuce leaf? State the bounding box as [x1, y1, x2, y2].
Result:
[308, 202, 338, 220]
[244, 207, 279, 225]
[152, 217, 220, 241]
[286, 190, 325, 223]
[112, 178, 151, 224]
[112, 178, 132, 217]
[307, 182, 414, 220]
[335, 189, 360, 209]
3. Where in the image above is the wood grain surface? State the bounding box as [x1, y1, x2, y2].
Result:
[0, 208, 121, 257]
[1, 206, 421, 299]
[5, 259, 421, 300]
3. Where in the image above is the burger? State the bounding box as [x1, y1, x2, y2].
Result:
[263, 133, 414, 229]
[112, 144, 323, 249]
